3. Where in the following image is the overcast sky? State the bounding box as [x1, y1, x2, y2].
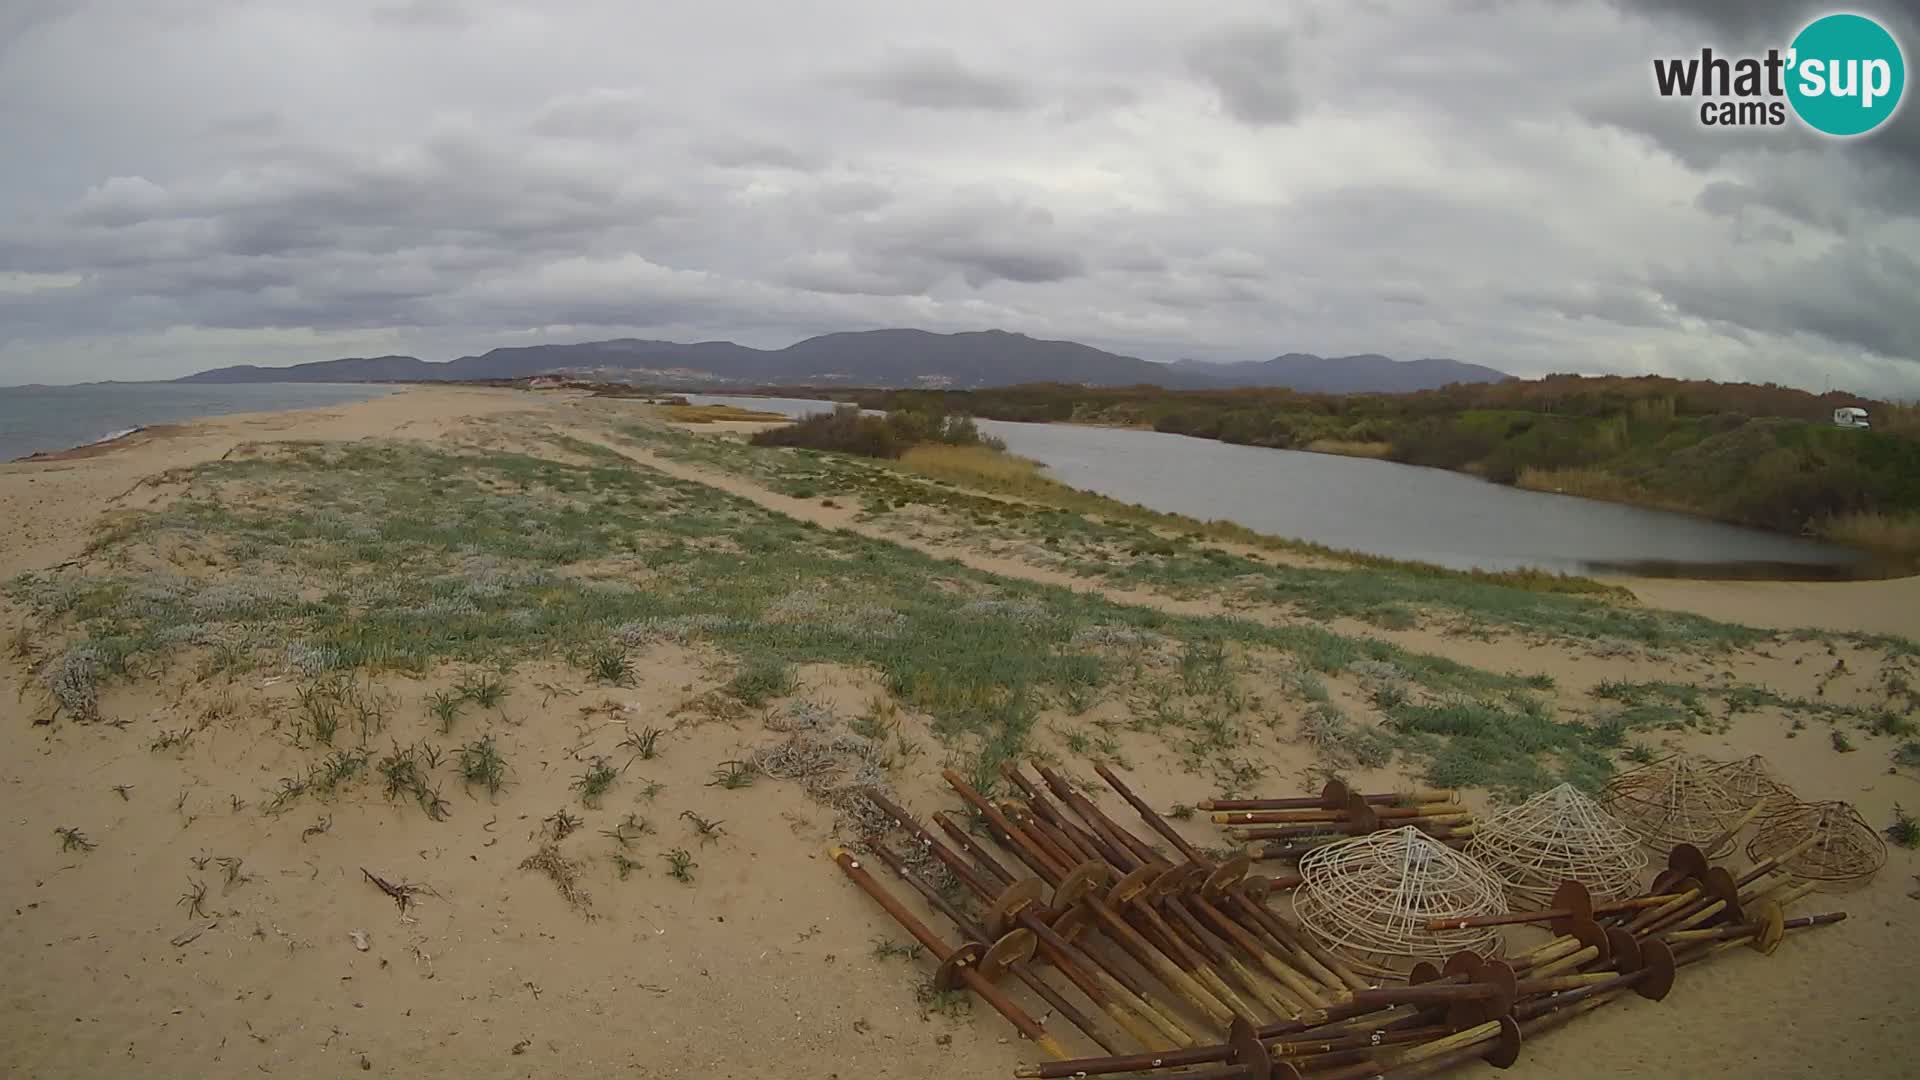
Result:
[1, 0, 1915, 394]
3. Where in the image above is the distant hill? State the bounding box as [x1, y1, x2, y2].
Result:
[1169, 353, 1510, 394]
[177, 329, 1511, 393]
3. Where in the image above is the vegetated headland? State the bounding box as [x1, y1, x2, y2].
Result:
[820, 376, 1920, 560]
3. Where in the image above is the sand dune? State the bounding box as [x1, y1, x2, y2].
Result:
[1, 387, 1913, 1079]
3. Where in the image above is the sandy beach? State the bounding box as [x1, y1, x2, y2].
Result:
[2, 386, 1915, 1080]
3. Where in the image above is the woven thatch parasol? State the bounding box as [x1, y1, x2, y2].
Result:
[1744, 800, 1887, 888]
[1706, 755, 1800, 823]
[1601, 753, 1747, 853]
[1294, 826, 1510, 977]
[1467, 783, 1647, 906]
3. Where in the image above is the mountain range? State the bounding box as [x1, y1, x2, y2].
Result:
[175, 329, 1511, 393]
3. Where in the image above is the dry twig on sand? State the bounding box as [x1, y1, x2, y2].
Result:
[360, 866, 433, 914]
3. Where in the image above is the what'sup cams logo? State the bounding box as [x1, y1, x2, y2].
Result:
[1652, 11, 1905, 135]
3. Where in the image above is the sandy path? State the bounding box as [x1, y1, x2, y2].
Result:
[1616, 575, 1920, 637]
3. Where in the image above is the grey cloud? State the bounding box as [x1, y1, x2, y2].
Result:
[777, 252, 942, 297]
[1606, 1, 1911, 43]
[1648, 240, 1920, 359]
[834, 49, 1030, 111]
[527, 90, 664, 140]
[369, 0, 482, 28]
[701, 138, 829, 172]
[1, 0, 1917, 395]
[1186, 24, 1300, 126]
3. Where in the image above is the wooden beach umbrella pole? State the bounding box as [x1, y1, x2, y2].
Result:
[828, 845, 1071, 1061]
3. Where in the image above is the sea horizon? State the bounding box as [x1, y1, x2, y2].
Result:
[0, 382, 397, 461]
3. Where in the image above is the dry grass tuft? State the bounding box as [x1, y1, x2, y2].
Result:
[1515, 466, 1658, 506]
[520, 843, 591, 911]
[899, 443, 1046, 489]
[1304, 439, 1393, 459]
[657, 403, 789, 425]
[1816, 511, 1920, 559]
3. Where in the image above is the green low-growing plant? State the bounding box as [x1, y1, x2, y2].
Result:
[178, 879, 210, 919]
[1887, 805, 1920, 849]
[585, 643, 631, 685]
[680, 810, 725, 843]
[872, 938, 926, 962]
[55, 826, 95, 852]
[426, 689, 464, 734]
[664, 847, 697, 883]
[149, 727, 195, 752]
[457, 671, 509, 709]
[1831, 730, 1856, 753]
[708, 760, 756, 789]
[914, 979, 972, 1020]
[620, 726, 664, 760]
[545, 808, 584, 840]
[726, 657, 794, 706]
[572, 755, 620, 807]
[600, 812, 654, 847]
[457, 735, 507, 796]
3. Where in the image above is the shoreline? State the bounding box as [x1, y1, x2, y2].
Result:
[8, 384, 1918, 606]
[0, 381, 402, 464]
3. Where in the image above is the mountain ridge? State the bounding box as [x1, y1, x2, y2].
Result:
[176, 328, 1512, 393]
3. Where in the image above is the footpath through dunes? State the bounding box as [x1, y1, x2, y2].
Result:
[567, 404, 1914, 701]
[0, 387, 1916, 1080]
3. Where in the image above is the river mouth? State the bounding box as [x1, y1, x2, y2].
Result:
[687, 395, 1901, 583]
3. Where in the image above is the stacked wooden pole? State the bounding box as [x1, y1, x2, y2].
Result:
[990, 773, 1843, 1079]
[1202, 780, 1477, 863]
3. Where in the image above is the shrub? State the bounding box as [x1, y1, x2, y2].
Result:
[748, 404, 998, 460]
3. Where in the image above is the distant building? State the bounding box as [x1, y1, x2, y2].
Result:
[1833, 406, 1871, 429]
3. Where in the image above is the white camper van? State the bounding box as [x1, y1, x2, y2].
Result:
[1833, 407, 1870, 429]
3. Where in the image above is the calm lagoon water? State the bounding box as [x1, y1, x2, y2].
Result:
[687, 394, 1875, 579]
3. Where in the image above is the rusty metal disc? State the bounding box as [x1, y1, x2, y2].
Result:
[936, 941, 985, 991]
[1701, 866, 1744, 926]
[1320, 777, 1352, 810]
[1227, 1017, 1273, 1080]
[1748, 901, 1787, 955]
[1448, 960, 1515, 1027]
[979, 929, 1037, 981]
[1050, 905, 1089, 942]
[1052, 860, 1110, 911]
[1147, 865, 1193, 902]
[1408, 961, 1442, 985]
[1547, 880, 1594, 934]
[1240, 875, 1274, 903]
[1605, 926, 1642, 973]
[1202, 852, 1254, 899]
[1655, 843, 1710, 892]
[1344, 794, 1380, 835]
[1108, 865, 1158, 906]
[1565, 915, 1611, 966]
[1484, 1016, 1524, 1069]
[1443, 951, 1485, 979]
[990, 877, 1046, 936]
[1634, 941, 1676, 1001]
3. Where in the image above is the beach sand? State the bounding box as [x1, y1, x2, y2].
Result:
[1, 386, 1914, 1079]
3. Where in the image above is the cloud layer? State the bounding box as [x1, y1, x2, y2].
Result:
[0, 0, 1915, 393]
